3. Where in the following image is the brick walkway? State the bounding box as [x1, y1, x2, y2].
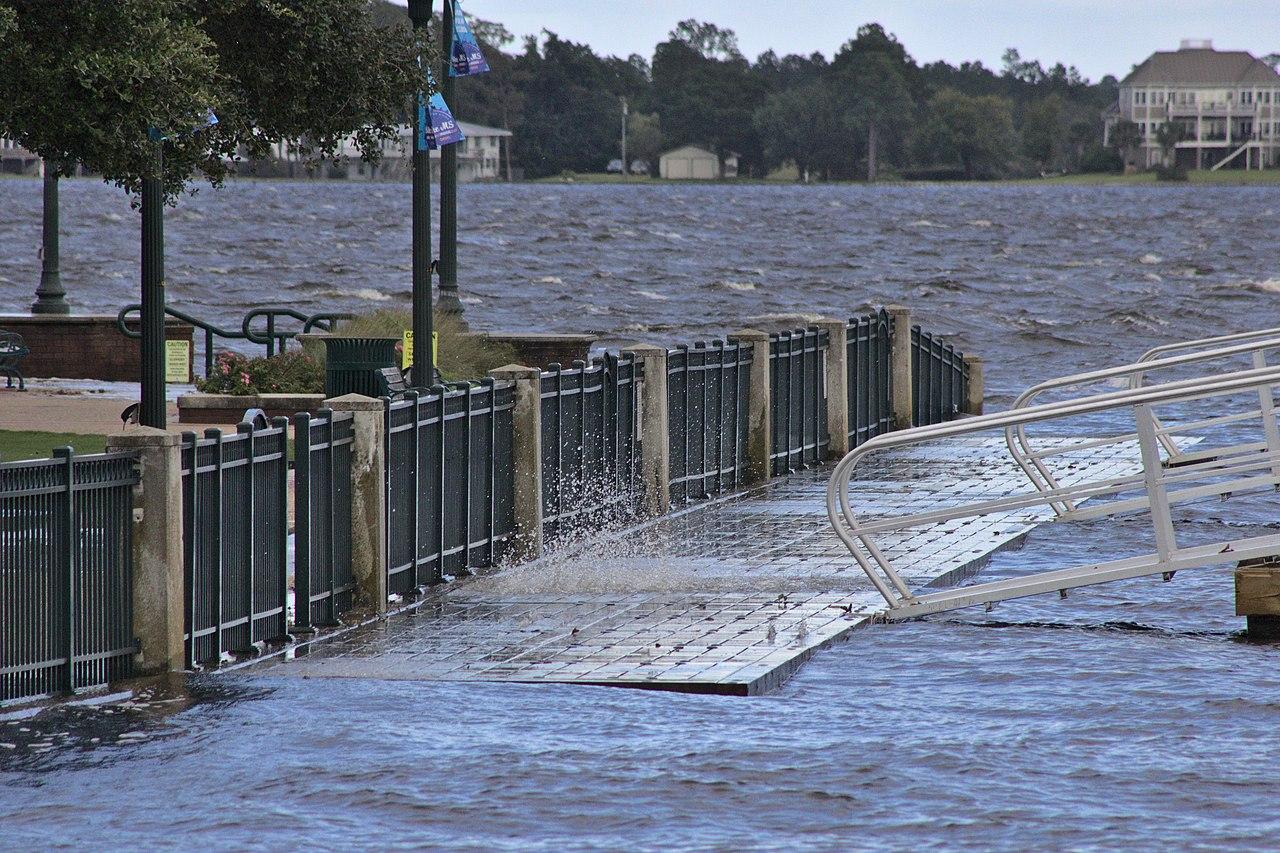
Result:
[248, 437, 1146, 695]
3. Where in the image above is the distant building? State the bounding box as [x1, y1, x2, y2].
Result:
[265, 121, 513, 181]
[659, 145, 720, 180]
[0, 138, 40, 175]
[1104, 40, 1280, 170]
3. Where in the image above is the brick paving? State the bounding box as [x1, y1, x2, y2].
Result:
[249, 437, 1147, 695]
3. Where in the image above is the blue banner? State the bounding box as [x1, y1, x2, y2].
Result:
[417, 91, 465, 150]
[149, 109, 218, 142]
[448, 0, 490, 77]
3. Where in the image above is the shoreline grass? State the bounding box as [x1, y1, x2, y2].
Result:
[0, 430, 108, 462]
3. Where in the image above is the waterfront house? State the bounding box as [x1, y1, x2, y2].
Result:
[659, 145, 720, 179]
[0, 138, 40, 175]
[1104, 40, 1280, 170]
[264, 121, 513, 181]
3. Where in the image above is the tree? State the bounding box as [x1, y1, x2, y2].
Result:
[1154, 121, 1185, 166]
[753, 80, 844, 180]
[0, 0, 424, 198]
[1109, 119, 1142, 165]
[916, 89, 1015, 179]
[626, 111, 662, 172]
[835, 52, 913, 181]
[1021, 95, 1063, 170]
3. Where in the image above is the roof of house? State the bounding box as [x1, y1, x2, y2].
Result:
[458, 121, 512, 138]
[660, 145, 718, 160]
[1121, 48, 1280, 86]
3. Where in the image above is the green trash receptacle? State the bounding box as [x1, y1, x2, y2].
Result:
[320, 336, 400, 398]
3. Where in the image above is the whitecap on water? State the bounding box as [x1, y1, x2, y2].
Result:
[717, 280, 757, 292]
[1247, 278, 1280, 294]
[352, 288, 391, 301]
[966, 219, 994, 227]
[910, 219, 948, 228]
[1139, 253, 1162, 265]
[532, 276, 563, 285]
[636, 289, 669, 301]
[460, 296, 483, 306]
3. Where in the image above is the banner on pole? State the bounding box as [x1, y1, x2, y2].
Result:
[417, 89, 465, 150]
[449, 0, 490, 77]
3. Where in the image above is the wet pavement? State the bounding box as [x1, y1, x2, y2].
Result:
[245, 436, 1148, 694]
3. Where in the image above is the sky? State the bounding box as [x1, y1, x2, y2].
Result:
[404, 1, 1280, 83]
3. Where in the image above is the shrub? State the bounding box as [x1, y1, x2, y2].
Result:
[1154, 164, 1188, 182]
[302, 309, 517, 382]
[196, 350, 324, 395]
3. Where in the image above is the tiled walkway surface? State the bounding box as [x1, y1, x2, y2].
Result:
[249, 437, 1147, 695]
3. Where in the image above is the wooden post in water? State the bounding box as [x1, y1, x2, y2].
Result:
[1236, 557, 1280, 640]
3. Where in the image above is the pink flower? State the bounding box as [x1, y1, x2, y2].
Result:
[240, 372, 251, 385]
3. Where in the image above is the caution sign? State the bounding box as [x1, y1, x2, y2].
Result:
[401, 331, 439, 371]
[165, 339, 191, 383]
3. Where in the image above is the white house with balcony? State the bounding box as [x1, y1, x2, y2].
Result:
[1104, 40, 1280, 170]
[266, 121, 513, 181]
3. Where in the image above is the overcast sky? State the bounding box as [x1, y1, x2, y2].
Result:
[406, 1, 1280, 82]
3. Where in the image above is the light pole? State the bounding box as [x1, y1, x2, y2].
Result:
[31, 166, 68, 314]
[408, 0, 434, 387]
[139, 145, 166, 428]
[620, 97, 628, 181]
[437, 0, 462, 320]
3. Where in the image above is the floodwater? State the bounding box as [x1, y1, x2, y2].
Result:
[2, 178, 1280, 848]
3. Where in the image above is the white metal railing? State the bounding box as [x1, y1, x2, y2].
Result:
[828, 363, 1280, 619]
[1006, 332, 1280, 511]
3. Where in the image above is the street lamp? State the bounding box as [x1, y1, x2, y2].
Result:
[407, 0, 434, 388]
[139, 144, 166, 428]
[30, 166, 68, 314]
[437, 0, 462, 320]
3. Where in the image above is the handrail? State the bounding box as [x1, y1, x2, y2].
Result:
[117, 304, 352, 378]
[1138, 327, 1280, 364]
[828, 363, 1280, 618]
[1007, 334, 1280, 507]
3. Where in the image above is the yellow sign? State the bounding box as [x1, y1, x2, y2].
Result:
[401, 330, 439, 371]
[165, 339, 191, 383]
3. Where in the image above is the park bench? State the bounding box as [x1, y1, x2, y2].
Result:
[377, 366, 409, 400]
[0, 330, 29, 391]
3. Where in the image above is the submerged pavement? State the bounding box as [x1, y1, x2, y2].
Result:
[247, 437, 1146, 695]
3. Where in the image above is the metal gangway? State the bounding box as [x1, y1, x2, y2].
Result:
[828, 329, 1280, 619]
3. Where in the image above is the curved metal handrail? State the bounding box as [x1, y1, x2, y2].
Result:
[1138, 327, 1280, 364]
[1006, 334, 1280, 510]
[829, 363, 1280, 618]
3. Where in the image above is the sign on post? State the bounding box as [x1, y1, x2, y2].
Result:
[401, 330, 439, 371]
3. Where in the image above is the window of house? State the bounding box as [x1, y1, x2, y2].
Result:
[1242, 90, 1254, 104]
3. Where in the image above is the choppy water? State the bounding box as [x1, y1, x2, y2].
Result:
[2, 178, 1280, 848]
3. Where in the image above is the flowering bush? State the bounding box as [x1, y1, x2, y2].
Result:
[196, 350, 324, 395]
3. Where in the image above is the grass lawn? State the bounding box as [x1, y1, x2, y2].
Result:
[1022, 169, 1280, 186]
[0, 430, 109, 462]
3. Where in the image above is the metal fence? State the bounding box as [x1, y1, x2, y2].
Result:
[385, 381, 516, 597]
[667, 341, 752, 502]
[847, 310, 894, 449]
[293, 409, 355, 631]
[912, 326, 968, 426]
[541, 354, 641, 539]
[769, 328, 830, 474]
[181, 421, 290, 669]
[1, 449, 138, 704]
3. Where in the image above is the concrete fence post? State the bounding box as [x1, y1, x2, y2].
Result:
[621, 344, 670, 516]
[106, 427, 185, 674]
[1236, 557, 1280, 640]
[729, 329, 772, 484]
[887, 304, 914, 431]
[488, 365, 544, 559]
[816, 318, 849, 458]
[325, 394, 388, 614]
[963, 354, 985, 416]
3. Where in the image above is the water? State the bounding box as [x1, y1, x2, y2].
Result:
[3, 178, 1280, 847]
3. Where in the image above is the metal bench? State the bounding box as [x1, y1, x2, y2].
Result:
[377, 366, 409, 400]
[0, 330, 29, 391]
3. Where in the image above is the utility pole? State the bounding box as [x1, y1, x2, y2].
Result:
[140, 146, 166, 428]
[408, 0, 434, 387]
[31, 164, 68, 314]
[620, 97, 628, 180]
[438, 0, 462, 319]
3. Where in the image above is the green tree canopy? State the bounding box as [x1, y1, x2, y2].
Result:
[0, 0, 425, 198]
[1021, 94, 1064, 169]
[1109, 119, 1142, 154]
[916, 89, 1015, 179]
[835, 52, 914, 180]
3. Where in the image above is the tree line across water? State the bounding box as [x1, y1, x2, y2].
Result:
[385, 6, 1125, 180]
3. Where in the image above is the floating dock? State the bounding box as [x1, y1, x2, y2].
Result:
[248, 437, 1147, 695]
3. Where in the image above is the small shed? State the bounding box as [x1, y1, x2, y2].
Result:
[659, 145, 720, 180]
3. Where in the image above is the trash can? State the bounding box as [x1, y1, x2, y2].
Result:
[318, 336, 400, 398]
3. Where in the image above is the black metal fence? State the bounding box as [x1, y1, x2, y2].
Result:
[293, 409, 355, 631]
[1, 449, 138, 703]
[385, 381, 516, 597]
[181, 421, 290, 669]
[847, 311, 894, 449]
[769, 328, 829, 474]
[667, 341, 752, 502]
[912, 326, 968, 427]
[541, 354, 641, 539]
